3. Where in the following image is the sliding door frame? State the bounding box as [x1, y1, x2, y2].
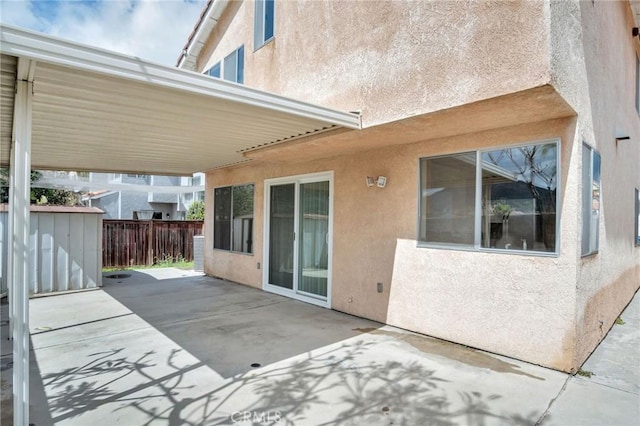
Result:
[263, 171, 333, 308]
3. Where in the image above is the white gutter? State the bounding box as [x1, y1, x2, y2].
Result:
[0, 24, 361, 130]
[177, 0, 230, 70]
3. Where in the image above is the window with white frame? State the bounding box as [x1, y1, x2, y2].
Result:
[419, 140, 559, 253]
[254, 0, 275, 50]
[203, 47, 243, 84]
[214, 184, 254, 253]
[634, 188, 639, 246]
[581, 143, 601, 256]
[636, 55, 639, 114]
[206, 62, 221, 78]
[223, 46, 244, 84]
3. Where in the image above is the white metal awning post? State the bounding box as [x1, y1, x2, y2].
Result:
[10, 57, 35, 426]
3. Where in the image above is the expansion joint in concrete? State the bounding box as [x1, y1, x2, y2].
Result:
[535, 374, 571, 425]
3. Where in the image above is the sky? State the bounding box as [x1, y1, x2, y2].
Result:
[0, 0, 207, 66]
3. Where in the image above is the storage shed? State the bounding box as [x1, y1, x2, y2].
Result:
[0, 205, 103, 295]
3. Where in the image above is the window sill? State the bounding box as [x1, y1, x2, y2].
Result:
[254, 36, 275, 52]
[581, 251, 599, 259]
[416, 242, 559, 258]
[212, 248, 254, 257]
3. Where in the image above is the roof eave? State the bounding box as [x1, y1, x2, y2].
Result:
[176, 0, 229, 71]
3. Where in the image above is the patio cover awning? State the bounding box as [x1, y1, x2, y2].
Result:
[0, 24, 361, 175]
[0, 23, 360, 426]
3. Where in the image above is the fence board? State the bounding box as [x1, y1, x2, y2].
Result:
[102, 220, 204, 268]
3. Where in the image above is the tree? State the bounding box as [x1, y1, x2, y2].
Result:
[187, 200, 205, 220]
[0, 169, 78, 205]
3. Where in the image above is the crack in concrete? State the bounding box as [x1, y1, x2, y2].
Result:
[535, 373, 571, 425]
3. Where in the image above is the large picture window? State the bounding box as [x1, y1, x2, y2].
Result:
[419, 140, 559, 254]
[214, 184, 254, 253]
[581, 144, 601, 256]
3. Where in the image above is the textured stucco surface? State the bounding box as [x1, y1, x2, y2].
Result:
[204, 117, 580, 370]
[197, 0, 640, 372]
[198, 0, 550, 128]
[244, 85, 574, 164]
[549, 0, 640, 368]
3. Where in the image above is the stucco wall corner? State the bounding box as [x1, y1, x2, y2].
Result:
[548, 0, 591, 127]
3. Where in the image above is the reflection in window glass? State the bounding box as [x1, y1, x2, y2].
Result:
[214, 187, 231, 251]
[264, 0, 275, 41]
[481, 144, 558, 252]
[419, 153, 476, 246]
[214, 184, 254, 253]
[582, 144, 601, 256]
[206, 62, 221, 78]
[223, 46, 244, 84]
[635, 188, 640, 246]
[255, 0, 275, 49]
[232, 184, 254, 253]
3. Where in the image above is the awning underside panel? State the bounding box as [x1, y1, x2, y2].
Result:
[0, 54, 346, 175]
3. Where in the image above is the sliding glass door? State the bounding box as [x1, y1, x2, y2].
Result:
[297, 181, 329, 298]
[264, 173, 332, 307]
[268, 184, 295, 290]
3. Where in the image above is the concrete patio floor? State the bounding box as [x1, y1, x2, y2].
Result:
[1, 268, 638, 425]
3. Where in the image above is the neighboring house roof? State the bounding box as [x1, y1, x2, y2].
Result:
[176, 0, 227, 70]
[0, 204, 104, 214]
[87, 190, 115, 200]
[0, 24, 361, 175]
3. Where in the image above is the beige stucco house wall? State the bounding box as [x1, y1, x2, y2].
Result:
[548, 0, 640, 367]
[183, 0, 640, 372]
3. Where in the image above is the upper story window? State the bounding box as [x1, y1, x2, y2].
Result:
[419, 140, 559, 254]
[254, 0, 275, 50]
[223, 46, 244, 84]
[582, 143, 601, 256]
[206, 62, 221, 78]
[203, 47, 243, 84]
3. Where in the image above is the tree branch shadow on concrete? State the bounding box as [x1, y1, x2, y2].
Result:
[38, 340, 550, 425]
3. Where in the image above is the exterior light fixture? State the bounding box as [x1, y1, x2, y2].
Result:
[366, 176, 388, 188]
[633, 27, 639, 38]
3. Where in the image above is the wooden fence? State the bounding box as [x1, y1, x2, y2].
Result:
[103, 220, 204, 268]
